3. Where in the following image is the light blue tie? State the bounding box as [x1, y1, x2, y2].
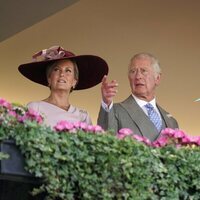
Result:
[145, 103, 162, 132]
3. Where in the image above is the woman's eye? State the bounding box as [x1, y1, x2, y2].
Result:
[54, 68, 59, 71]
[65, 69, 72, 72]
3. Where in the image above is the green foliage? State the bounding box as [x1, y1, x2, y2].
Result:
[0, 114, 200, 199]
[0, 152, 9, 160]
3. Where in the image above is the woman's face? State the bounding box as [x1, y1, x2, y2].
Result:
[47, 59, 78, 92]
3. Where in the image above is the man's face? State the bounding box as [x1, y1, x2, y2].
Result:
[128, 58, 161, 101]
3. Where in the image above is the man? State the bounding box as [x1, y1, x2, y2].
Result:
[97, 53, 178, 141]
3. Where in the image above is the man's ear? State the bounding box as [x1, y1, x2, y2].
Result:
[155, 73, 161, 86]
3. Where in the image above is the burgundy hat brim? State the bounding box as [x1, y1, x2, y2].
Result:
[18, 55, 109, 90]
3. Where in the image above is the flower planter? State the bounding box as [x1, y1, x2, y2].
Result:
[0, 140, 43, 200]
[0, 139, 35, 181]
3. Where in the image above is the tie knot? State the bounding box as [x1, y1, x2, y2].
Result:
[145, 103, 154, 111]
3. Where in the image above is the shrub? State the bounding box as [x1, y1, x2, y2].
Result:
[0, 98, 200, 199]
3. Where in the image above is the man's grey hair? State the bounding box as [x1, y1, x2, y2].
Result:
[129, 53, 161, 75]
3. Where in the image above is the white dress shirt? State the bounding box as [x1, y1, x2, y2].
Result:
[102, 94, 161, 118]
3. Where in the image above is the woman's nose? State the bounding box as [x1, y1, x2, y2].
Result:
[60, 70, 64, 76]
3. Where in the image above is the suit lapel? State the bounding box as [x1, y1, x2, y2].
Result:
[120, 96, 159, 141]
[157, 105, 172, 127]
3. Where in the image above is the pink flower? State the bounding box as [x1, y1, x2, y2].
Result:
[19, 109, 43, 124]
[73, 121, 81, 129]
[54, 121, 74, 131]
[79, 122, 88, 131]
[93, 125, 104, 133]
[132, 134, 145, 142]
[131, 134, 152, 146]
[173, 130, 186, 139]
[8, 110, 17, 117]
[151, 140, 161, 148]
[161, 128, 176, 137]
[117, 128, 133, 139]
[86, 125, 94, 132]
[0, 98, 12, 109]
[153, 136, 168, 147]
[143, 137, 152, 146]
[117, 134, 126, 140]
[182, 135, 200, 146]
[73, 121, 88, 130]
[118, 128, 133, 136]
[85, 124, 104, 133]
[69, 128, 78, 133]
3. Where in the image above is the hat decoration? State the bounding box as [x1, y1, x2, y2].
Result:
[32, 46, 74, 62]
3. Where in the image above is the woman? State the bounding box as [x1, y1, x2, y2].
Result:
[18, 46, 108, 128]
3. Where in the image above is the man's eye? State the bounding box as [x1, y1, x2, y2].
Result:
[141, 69, 148, 74]
[130, 69, 136, 73]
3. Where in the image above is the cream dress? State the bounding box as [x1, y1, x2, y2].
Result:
[27, 101, 92, 128]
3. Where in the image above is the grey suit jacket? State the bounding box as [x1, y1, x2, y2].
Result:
[97, 95, 179, 142]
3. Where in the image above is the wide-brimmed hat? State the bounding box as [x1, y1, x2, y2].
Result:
[18, 46, 109, 90]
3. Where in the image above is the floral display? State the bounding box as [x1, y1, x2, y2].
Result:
[1, 97, 199, 147]
[117, 127, 200, 147]
[0, 97, 200, 199]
